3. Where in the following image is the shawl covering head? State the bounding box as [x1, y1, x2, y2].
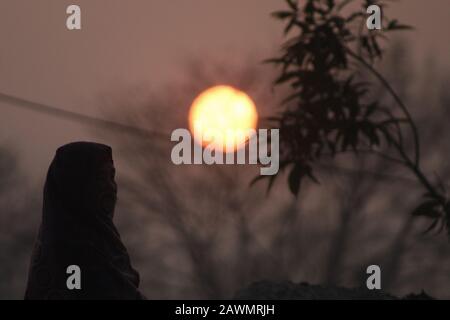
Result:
[25, 142, 144, 300]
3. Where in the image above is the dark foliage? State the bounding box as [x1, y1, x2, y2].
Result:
[263, 0, 450, 236]
[234, 280, 434, 300]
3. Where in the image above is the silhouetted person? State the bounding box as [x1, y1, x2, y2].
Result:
[25, 142, 144, 300]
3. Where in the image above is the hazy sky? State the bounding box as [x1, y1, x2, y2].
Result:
[1, 0, 450, 183]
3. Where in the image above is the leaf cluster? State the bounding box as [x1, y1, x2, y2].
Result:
[263, 0, 450, 236]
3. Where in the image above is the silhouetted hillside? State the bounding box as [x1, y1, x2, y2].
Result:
[234, 281, 433, 300]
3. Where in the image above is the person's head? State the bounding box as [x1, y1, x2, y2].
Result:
[45, 142, 118, 220]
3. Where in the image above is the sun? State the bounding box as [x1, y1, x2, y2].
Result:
[188, 85, 258, 152]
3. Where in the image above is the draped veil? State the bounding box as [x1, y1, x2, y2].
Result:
[25, 142, 144, 300]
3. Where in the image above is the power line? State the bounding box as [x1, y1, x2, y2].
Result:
[0, 91, 169, 139]
[2, 90, 441, 187]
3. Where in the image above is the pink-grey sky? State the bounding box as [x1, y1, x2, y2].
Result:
[1, 0, 449, 182]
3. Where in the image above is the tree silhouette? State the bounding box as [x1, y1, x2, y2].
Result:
[264, 0, 449, 236]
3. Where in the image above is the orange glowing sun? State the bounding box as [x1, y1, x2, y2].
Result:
[188, 85, 258, 152]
